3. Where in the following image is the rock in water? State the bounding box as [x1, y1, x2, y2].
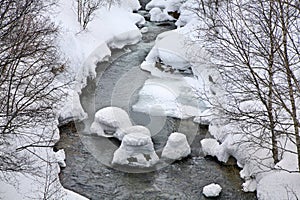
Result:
[114, 125, 151, 141]
[202, 183, 222, 197]
[161, 132, 191, 160]
[90, 107, 132, 137]
[112, 133, 159, 167]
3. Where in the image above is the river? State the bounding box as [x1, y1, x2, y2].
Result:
[56, 9, 257, 200]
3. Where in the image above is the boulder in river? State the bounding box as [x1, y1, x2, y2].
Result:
[161, 132, 191, 160]
[90, 107, 132, 137]
[112, 133, 159, 167]
[114, 125, 151, 141]
[202, 183, 222, 197]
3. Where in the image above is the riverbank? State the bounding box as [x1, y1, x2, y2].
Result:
[0, 1, 146, 199]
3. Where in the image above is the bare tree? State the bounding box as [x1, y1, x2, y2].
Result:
[76, 0, 103, 30]
[0, 0, 66, 179]
[192, 0, 300, 170]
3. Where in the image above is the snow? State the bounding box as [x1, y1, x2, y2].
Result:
[53, 1, 143, 123]
[132, 77, 206, 119]
[146, 0, 167, 10]
[202, 183, 222, 197]
[142, 30, 191, 71]
[90, 107, 132, 136]
[161, 132, 191, 160]
[257, 171, 300, 200]
[149, 7, 175, 22]
[0, 0, 144, 199]
[147, 1, 300, 199]
[200, 138, 228, 162]
[146, 0, 186, 13]
[114, 125, 151, 141]
[112, 133, 159, 167]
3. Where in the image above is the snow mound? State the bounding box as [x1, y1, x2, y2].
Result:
[149, 7, 174, 22]
[202, 183, 222, 197]
[90, 107, 132, 136]
[132, 77, 206, 119]
[146, 0, 166, 10]
[112, 133, 159, 167]
[114, 125, 151, 141]
[200, 138, 229, 163]
[161, 132, 191, 160]
[257, 171, 300, 200]
[143, 30, 191, 71]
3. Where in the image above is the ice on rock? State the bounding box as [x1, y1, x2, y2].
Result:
[112, 133, 159, 167]
[202, 183, 222, 197]
[161, 132, 191, 160]
[114, 125, 151, 141]
[90, 107, 132, 137]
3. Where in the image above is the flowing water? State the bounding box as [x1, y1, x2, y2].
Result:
[56, 11, 257, 200]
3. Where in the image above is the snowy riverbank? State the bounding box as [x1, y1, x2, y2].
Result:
[141, 0, 300, 199]
[0, 1, 145, 199]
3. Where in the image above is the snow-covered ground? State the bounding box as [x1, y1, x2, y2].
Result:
[0, 0, 144, 199]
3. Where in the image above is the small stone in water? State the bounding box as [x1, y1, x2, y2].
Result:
[202, 183, 222, 197]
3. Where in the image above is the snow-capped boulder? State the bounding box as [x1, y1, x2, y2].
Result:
[146, 0, 166, 10]
[200, 138, 229, 163]
[90, 107, 132, 137]
[149, 7, 174, 22]
[112, 133, 159, 167]
[114, 125, 151, 141]
[140, 27, 149, 34]
[161, 132, 191, 160]
[202, 183, 222, 197]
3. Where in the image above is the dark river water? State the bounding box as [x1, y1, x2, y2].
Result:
[56, 10, 257, 200]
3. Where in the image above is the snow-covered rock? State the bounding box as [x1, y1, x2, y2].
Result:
[146, 0, 166, 10]
[90, 107, 132, 136]
[200, 138, 229, 163]
[112, 133, 159, 167]
[161, 132, 191, 160]
[114, 125, 151, 141]
[202, 183, 222, 197]
[141, 27, 149, 33]
[132, 77, 206, 119]
[149, 7, 174, 22]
